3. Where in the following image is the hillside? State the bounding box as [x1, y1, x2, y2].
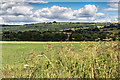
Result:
[2, 22, 120, 41]
[2, 22, 118, 32]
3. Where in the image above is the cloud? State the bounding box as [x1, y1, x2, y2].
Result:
[0, 17, 5, 24]
[0, 15, 49, 25]
[2, 15, 37, 22]
[34, 5, 98, 21]
[1, 0, 48, 3]
[0, 2, 33, 15]
[109, 0, 120, 2]
[107, 2, 118, 8]
[29, 0, 48, 3]
[103, 8, 118, 11]
[0, 1, 39, 25]
[96, 13, 105, 16]
[34, 6, 74, 20]
[0, 1, 117, 25]
[33, 5, 117, 23]
[94, 16, 118, 22]
[73, 5, 97, 17]
[103, 2, 118, 11]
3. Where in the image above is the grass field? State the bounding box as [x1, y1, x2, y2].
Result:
[2, 41, 93, 66]
[1, 41, 120, 78]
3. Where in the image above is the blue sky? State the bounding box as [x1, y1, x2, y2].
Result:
[42, 0, 113, 2]
[0, 1, 119, 25]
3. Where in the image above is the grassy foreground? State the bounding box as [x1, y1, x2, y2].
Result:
[2, 41, 120, 78]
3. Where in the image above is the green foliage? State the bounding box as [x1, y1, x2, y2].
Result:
[2, 30, 120, 41]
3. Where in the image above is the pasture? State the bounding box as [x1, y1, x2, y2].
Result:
[1, 41, 120, 78]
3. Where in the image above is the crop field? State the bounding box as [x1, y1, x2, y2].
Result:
[1, 41, 120, 78]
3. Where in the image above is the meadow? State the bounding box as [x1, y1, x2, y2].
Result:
[1, 41, 120, 78]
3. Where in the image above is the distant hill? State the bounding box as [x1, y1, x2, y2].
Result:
[2, 22, 118, 32]
[2, 22, 120, 41]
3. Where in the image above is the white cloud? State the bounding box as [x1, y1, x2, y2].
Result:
[107, 2, 118, 8]
[103, 2, 118, 11]
[1, 0, 48, 3]
[94, 15, 118, 22]
[34, 5, 98, 21]
[30, 0, 48, 3]
[2, 15, 36, 22]
[0, 15, 49, 25]
[73, 5, 97, 17]
[103, 8, 118, 11]
[0, 1, 118, 25]
[96, 13, 105, 16]
[34, 6, 74, 20]
[0, 1, 47, 25]
[0, 2, 33, 15]
[0, 17, 5, 25]
[109, 0, 120, 2]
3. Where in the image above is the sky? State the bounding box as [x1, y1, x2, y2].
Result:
[0, 0, 119, 25]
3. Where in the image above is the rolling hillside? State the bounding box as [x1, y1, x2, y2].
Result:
[2, 22, 118, 32]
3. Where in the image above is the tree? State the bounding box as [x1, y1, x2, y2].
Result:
[53, 21, 57, 23]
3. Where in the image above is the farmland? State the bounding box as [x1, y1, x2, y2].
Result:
[1, 41, 120, 78]
[1, 22, 120, 78]
[1, 1, 120, 79]
[2, 22, 120, 41]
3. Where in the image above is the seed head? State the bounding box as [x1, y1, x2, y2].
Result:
[41, 52, 45, 55]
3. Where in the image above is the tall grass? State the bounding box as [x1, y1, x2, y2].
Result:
[2, 41, 120, 78]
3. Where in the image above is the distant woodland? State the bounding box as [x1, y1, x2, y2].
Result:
[2, 22, 120, 41]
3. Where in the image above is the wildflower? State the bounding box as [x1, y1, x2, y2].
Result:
[65, 47, 68, 50]
[30, 52, 35, 57]
[67, 44, 69, 47]
[41, 52, 45, 55]
[24, 64, 29, 68]
[70, 44, 73, 47]
[37, 55, 43, 57]
[71, 49, 74, 51]
[57, 57, 60, 61]
[31, 65, 35, 68]
[48, 46, 51, 48]
[97, 51, 101, 53]
[110, 34, 114, 37]
[88, 45, 94, 48]
[107, 34, 109, 36]
[46, 43, 51, 45]
[57, 47, 60, 50]
[61, 46, 63, 48]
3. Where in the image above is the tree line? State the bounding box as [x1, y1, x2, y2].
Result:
[2, 28, 120, 41]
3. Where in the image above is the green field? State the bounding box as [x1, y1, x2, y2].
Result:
[2, 41, 120, 78]
[2, 42, 82, 66]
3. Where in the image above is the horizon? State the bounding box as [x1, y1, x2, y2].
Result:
[1, 21, 119, 26]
